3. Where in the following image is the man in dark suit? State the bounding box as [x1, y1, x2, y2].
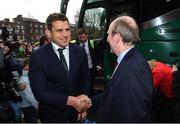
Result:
[85, 15, 153, 122]
[29, 13, 92, 123]
[77, 28, 100, 97]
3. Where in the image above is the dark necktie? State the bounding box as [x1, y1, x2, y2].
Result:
[81, 43, 85, 50]
[58, 48, 69, 78]
[82, 43, 85, 48]
[82, 43, 86, 53]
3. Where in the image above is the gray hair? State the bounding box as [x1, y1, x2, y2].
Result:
[112, 16, 139, 45]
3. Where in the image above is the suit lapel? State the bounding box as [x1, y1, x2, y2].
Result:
[46, 43, 59, 63]
[45, 43, 68, 77]
[109, 47, 136, 87]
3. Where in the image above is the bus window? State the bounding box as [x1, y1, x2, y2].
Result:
[83, 8, 106, 40]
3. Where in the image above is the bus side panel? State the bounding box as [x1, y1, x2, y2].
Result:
[137, 41, 180, 65]
[138, 18, 180, 65]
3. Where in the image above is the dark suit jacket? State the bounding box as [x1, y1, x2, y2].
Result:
[89, 47, 153, 122]
[77, 40, 97, 69]
[29, 42, 91, 122]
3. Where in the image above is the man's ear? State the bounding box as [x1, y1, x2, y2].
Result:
[114, 33, 121, 43]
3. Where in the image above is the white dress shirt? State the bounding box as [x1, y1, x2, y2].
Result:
[51, 42, 69, 70]
[111, 46, 134, 77]
[80, 40, 93, 69]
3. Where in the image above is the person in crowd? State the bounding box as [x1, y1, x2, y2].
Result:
[173, 62, 180, 122]
[29, 13, 92, 123]
[17, 41, 27, 58]
[0, 39, 13, 90]
[76, 28, 100, 96]
[45, 28, 51, 40]
[17, 41, 33, 57]
[18, 59, 38, 123]
[81, 15, 153, 122]
[148, 59, 175, 122]
[39, 34, 50, 47]
[26, 42, 33, 56]
[0, 42, 23, 122]
[4, 42, 22, 76]
[0, 39, 4, 68]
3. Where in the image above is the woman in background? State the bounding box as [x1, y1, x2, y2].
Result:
[18, 59, 38, 123]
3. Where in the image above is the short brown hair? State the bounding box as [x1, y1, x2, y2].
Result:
[77, 28, 88, 35]
[46, 13, 69, 31]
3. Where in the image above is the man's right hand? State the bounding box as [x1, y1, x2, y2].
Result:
[67, 95, 92, 112]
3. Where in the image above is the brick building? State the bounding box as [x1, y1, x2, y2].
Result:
[0, 18, 18, 42]
[13, 15, 46, 42]
[0, 15, 46, 42]
[0, 14, 76, 43]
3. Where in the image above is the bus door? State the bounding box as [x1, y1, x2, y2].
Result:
[60, 0, 141, 87]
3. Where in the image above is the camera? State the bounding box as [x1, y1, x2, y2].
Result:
[0, 80, 22, 103]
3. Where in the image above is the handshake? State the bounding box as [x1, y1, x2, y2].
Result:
[67, 94, 92, 112]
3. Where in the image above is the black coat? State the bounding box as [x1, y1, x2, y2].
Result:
[89, 47, 153, 122]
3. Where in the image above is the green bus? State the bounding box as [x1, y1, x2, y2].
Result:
[61, 0, 180, 86]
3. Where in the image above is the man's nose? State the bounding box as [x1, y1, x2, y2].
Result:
[62, 30, 68, 36]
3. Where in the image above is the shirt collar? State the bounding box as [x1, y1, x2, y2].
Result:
[80, 40, 88, 46]
[117, 46, 134, 64]
[51, 41, 69, 52]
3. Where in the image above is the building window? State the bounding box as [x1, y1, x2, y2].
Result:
[35, 29, 38, 33]
[17, 25, 20, 29]
[40, 30, 43, 33]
